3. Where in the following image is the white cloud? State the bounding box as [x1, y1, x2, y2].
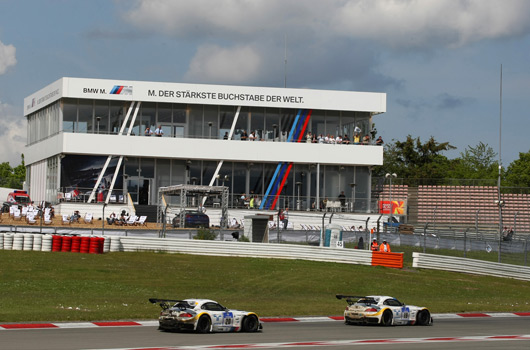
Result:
[0, 40, 17, 75]
[332, 0, 530, 48]
[123, 0, 530, 48]
[0, 102, 26, 165]
[184, 44, 262, 84]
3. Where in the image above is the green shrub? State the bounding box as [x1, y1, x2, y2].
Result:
[193, 228, 217, 240]
[238, 235, 250, 242]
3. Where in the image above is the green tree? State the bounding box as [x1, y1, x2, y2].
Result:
[504, 150, 530, 188]
[448, 142, 498, 182]
[0, 155, 26, 189]
[374, 135, 455, 184]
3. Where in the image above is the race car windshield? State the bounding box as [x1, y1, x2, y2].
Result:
[15, 196, 30, 203]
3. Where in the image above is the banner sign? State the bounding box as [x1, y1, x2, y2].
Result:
[379, 200, 405, 215]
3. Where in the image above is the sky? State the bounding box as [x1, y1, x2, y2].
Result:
[0, 0, 529, 168]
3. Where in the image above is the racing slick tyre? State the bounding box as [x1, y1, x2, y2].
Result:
[416, 310, 431, 326]
[381, 310, 393, 326]
[196, 315, 212, 333]
[242, 315, 259, 332]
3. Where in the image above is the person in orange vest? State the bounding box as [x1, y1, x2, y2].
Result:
[379, 240, 391, 252]
[370, 238, 379, 251]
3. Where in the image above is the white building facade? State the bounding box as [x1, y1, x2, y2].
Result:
[24, 77, 386, 212]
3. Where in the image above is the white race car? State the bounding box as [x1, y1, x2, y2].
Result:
[149, 298, 262, 333]
[336, 294, 433, 326]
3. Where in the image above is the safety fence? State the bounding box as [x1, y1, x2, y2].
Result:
[112, 236, 376, 266]
[412, 252, 530, 282]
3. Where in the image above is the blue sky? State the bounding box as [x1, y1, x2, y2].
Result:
[1, 0, 529, 168]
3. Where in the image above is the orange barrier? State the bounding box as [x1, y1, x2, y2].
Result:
[371, 251, 403, 269]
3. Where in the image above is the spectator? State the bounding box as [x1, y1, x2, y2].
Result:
[353, 133, 360, 144]
[318, 134, 324, 143]
[70, 210, 81, 223]
[379, 240, 391, 252]
[240, 193, 248, 208]
[343, 134, 351, 144]
[279, 210, 285, 228]
[306, 131, 312, 143]
[370, 238, 379, 251]
[223, 132, 229, 140]
[144, 127, 153, 136]
[240, 131, 248, 141]
[117, 211, 127, 225]
[249, 131, 257, 141]
[106, 212, 116, 225]
[154, 125, 163, 137]
[338, 191, 346, 207]
[357, 236, 364, 250]
[375, 136, 384, 146]
[249, 196, 255, 209]
[230, 218, 240, 229]
[362, 134, 370, 145]
[282, 208, 289, 229]
[320, 198, 328, 211]
[336, 135, 343, 144]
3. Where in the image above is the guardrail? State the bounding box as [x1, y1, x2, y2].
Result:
[412, 252, 530, 282]
[111, 236, 374, 266]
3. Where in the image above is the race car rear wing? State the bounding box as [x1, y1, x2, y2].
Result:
[336, 294, 376, 306]
[149, 298, 190, 311]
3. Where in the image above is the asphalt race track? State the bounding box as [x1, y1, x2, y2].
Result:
[1, 317, 529, 350]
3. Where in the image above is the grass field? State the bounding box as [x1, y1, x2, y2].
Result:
[0, 249, 529, 323]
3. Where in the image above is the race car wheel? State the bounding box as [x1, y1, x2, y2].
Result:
[196, 315, 212, 333]
[242, 315, 259, 332]
[381, 310, 393, 326]
[416, 310, 431, 326]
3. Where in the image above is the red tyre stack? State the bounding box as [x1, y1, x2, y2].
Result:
[61, 236, 72, 252]
[51, 235, 62, 252]
[80, 236, 90, 253]
[71, 236, 81, 253]
[98, 237, 105, 254]
[89, 236, 100, 254]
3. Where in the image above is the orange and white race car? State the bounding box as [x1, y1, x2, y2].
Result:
[149, 298, 262, 333]
[336, 294, 433, 326]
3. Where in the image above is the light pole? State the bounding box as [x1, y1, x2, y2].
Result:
[385, 173, 397, 224]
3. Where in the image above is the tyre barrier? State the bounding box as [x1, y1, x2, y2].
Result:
[23, 233, 34, 251]
[33, 234, 42, 251]
[71, 236, 81, 253]
[42, 234, 53, 252]
[13, 233, 24, 250]
[0, 233, 106, 254]
[80, 236, 90, 253]
[3, 233, 13, 250]
[61, 236, 72, 252]
[52, 235, 62, 252]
